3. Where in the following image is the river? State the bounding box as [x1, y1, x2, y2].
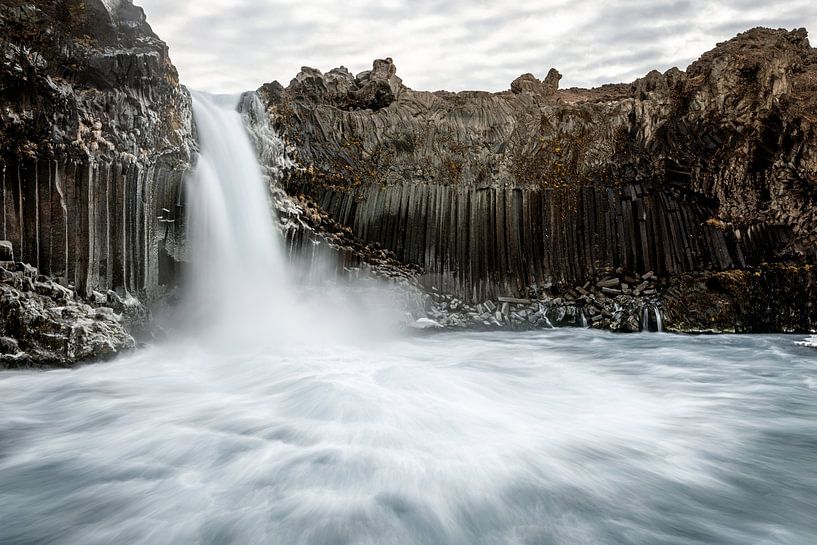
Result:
[1, 330, 815, 545]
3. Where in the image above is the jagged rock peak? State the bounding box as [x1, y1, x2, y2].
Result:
[511, 68, 561, 96]
[262, 58, 405, 112]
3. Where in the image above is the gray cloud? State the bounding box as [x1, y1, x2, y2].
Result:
[135, 0, 817, 94]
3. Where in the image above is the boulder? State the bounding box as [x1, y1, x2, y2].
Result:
[510, 68, 560, 96]
[0, 266, 135, 367]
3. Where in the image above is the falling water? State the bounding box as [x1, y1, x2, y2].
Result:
[654, 306, 664, 332]
[184, 92, 292, 338]
[183, 91, 406, 345]
[640, 304, 663, 333]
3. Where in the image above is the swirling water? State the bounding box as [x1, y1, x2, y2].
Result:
[1, 331, 816, 545]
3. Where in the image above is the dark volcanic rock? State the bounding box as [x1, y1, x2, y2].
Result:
[0, 240, 12, 261]
[0, 0, 194, 301]
[259, 28, 817, 314]
[0, 0, 194, 364]
[0, 261, 134, 367]
[284, 57, 403, 112]
[662, 265, 817, 333]
[511, 68, 561, 97]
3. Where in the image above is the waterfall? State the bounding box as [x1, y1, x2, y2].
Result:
[654, 307, 664, 332]
[183, 91, 406, 344]
[184, 91, 296, 340]
[640, 304, 664, 333]
[543, 315, 554, 329]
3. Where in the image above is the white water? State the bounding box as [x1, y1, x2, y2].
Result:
[797, 335, 817, 348]
[2, 332, 817, 545]
[641, 304, 663, 332]
[184, 92, 403, 346]
[2, 94, 817, 545]
[185, 91, 291, 337]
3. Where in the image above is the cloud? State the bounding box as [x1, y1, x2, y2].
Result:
[135, 0, 817, 94]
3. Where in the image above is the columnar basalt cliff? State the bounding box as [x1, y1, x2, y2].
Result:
[1, 0, 193, 300]
[0, 0, 194, 365]
[259, 28, 817, 331]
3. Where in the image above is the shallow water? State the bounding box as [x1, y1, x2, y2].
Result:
[1, 330, 816, 545]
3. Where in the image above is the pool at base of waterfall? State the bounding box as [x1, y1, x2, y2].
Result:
[1, 329, 816, 545]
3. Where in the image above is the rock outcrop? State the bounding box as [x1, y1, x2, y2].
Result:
[662, 265, 817, 333]
[1, 259, 135, 367]
[259, 27, 817, 331]
[0, 0, 193, 301]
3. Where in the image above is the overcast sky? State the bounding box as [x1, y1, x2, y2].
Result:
[136, 0, 817, 94]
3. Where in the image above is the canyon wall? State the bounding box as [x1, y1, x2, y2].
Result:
[2, 1, 816, 345]
[260, 28, 817, 304]
[0, 0, 193, 300]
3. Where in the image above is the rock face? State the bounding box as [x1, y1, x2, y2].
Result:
[0, 260, 135, 367]
[662, 265, 817, 333]
[259, 27, 817, 331]
[0, 0, 193, 301]
[3, 5, 816, 339]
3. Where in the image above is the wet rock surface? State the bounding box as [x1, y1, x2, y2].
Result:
[0, 257, 135, 368]
[423, 268, 665, 332]
[237, 90, 423, 287]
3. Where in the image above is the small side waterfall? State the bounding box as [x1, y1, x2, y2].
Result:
[641, 304, 664, 333]
[654, 306, 664, 332]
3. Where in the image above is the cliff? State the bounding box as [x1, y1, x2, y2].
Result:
[0, 0, 193, 300]
[258, 28, 817, 330]
[0, 0, 194, 365]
